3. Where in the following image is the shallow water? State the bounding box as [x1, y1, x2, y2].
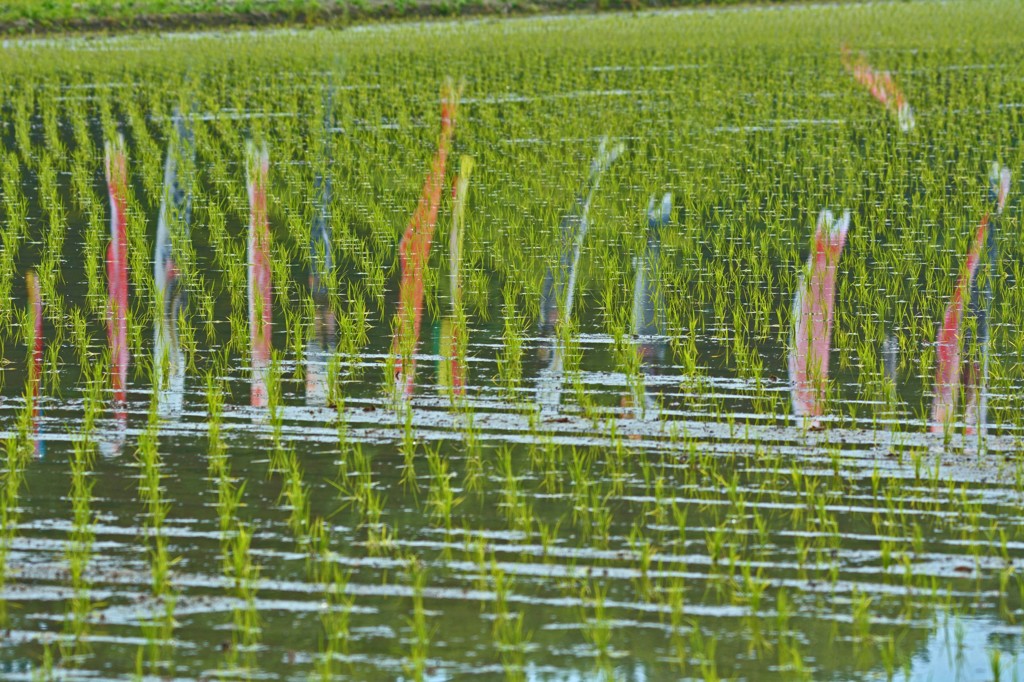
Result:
[1, 1, 1024, 680]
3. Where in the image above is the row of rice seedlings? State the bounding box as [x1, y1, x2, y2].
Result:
[133, 390, 177, 675]
[77, 114, 197, 673]
[73, 133, 109, 324]
[200, 366, 255, 674]
[254, 235, 361, 679]
[302, 221, 358, 674]
[177, 131, 269, 664]
[489, 561, 530, 681]
[225, 520, 261, 675]
[0, 148, 28, 333]
[60, 366, 101, 668]
[402, 557, 430, 681]
[192, 364, 260, 673]
[309, 518, 353, 680]
[11, 87, 34, 171]
[0, 274, 44, 627]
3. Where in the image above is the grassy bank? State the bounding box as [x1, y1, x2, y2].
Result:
[2, 0, 844, 35]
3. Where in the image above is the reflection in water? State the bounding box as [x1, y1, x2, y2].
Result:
[26, 271, 43, 457]
[306, 95, 337, 407]
[906, 616, 1024, 681]
[882, 333, 899, 384]
[881, 332, 900, 415]
[789, 209, 850, 425]
[537, 137, 624, 410]
[391, 80, 460, 398]
[439, 156, 474, 398]
[842, 46, 915, 132]
[624, 193, 672, 420]
[247, 141, 272, 408]
[931, 164, 1010, 436]
[879, 332, 903, 453]
[153, 111, 193, 418]
[104, 135, 129, 454]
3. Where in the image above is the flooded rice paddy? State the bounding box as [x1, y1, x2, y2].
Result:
[1, 0, 1024, 679]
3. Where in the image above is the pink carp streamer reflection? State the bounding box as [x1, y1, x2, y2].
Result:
[247, 141, 272, 408]
[842, 47, 915, 132]
[391, 80, 460, 398]
[105, 136, 130, 410]
[27, 271, 43, 456]
[789, 210, 850, 424]
[439, 155, 474, 398]
[931, 164, 1011, 435]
